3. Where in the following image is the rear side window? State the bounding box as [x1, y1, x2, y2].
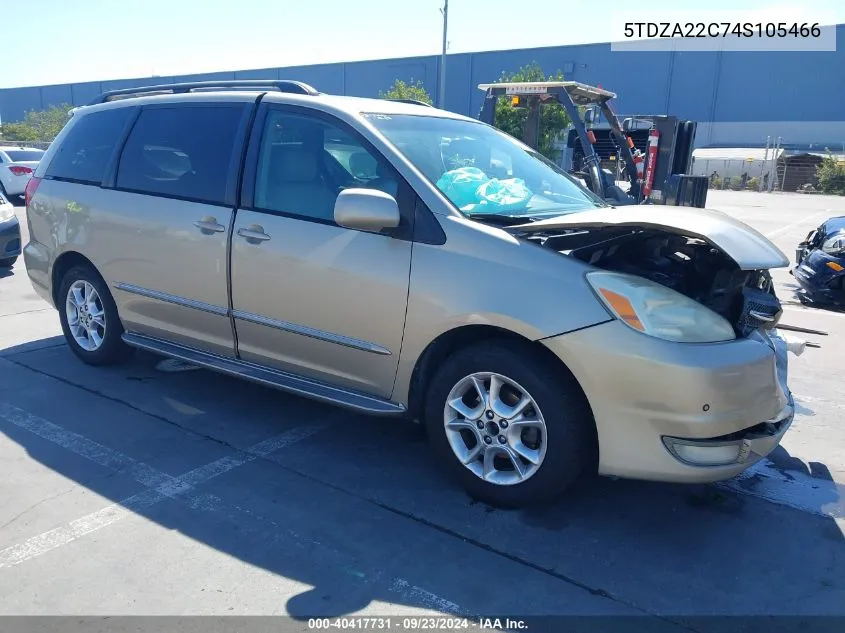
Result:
[45, 107, 133, 185]
[116, 105, 244, 205]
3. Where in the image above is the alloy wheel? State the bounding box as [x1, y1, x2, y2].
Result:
[443, 372, 548, 486]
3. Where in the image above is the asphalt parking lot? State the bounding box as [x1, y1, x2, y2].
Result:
[1, 191, 843, 624]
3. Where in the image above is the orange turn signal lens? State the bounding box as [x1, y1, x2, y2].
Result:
[599, 288, 645, 331]
[827, 261, 844, 272]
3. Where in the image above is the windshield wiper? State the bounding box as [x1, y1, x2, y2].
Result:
[464, 213, 537, 226]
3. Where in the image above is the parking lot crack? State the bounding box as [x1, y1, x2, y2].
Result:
[4, 356, 239, 453]
[256, 453, 699, 630]
[0, 484, 79, 531]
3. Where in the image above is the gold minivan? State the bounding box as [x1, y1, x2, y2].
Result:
[24, 81, 795, 507]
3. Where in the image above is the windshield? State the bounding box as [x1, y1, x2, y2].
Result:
[363, 113, 607, 220]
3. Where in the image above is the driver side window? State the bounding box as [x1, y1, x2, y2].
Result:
[254, 110, 400, 223]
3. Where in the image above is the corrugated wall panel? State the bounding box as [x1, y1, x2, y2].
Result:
[1, 25, 843, 149]
[275, 63, 345, 94]
[0, 87, 42, 122]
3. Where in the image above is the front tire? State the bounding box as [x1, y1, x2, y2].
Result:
[58, 265, 133, 366]
[424, 339, 596, 508]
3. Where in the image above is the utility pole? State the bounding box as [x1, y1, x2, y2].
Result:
[769, 136, 781, 192]
[439, 0, 449, 109]
[759, 135, 770, 190]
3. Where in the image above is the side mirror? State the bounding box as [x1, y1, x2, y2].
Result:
[334, 188, 400, 232]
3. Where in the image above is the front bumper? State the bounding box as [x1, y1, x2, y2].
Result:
[0, 214, 22, 260]
[542, 320, 794, 483]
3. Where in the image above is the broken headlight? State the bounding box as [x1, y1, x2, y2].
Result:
[586, 271, 736, 343]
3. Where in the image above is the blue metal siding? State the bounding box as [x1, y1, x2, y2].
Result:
[234, 67, 280, 80]
[275, 63, 346, 94]
[665, 52, 721, 122]
[1, 25, 843, 148]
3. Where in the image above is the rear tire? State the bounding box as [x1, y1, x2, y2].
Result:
[423, 339, 596, 508]
[57, 265, 133, 366]
[0, 256, 16, 268]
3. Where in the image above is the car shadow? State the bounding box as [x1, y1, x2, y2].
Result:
[1, 337, 844, 619]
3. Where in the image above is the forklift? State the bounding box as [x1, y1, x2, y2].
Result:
[477, 81, 708, 208]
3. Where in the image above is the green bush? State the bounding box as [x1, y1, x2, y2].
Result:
[0, 103, 73, 143]
[379, 79, 433, 105]
[816, 151, 845, 195]
[490, 61, 571, 161]
[746, 176, 760, 191]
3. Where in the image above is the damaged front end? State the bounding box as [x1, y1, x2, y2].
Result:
[510, 205, 793, 341]
[509, 208, 807, 456]
[529, 227, 784, 340]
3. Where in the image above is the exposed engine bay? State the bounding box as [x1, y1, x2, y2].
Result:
[521, 228, 783, 338]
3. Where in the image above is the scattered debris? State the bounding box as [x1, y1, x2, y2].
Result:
[154, 358, 200, 373]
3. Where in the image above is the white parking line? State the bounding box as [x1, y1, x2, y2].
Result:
[781, 305, 845, 319]
[764, 211, 828, 238]
[0, 402, 177, 490]
[390, 578, 466, 615]
[0, 401, 332, 568]
[0, 403, 472, 617]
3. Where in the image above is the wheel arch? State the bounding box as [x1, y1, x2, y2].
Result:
[51, 251, 103, 307]
[406, 324, 595, 426]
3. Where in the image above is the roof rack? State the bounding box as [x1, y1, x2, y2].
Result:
[384, 98, 434, 107]
[87, 80, 320, 105]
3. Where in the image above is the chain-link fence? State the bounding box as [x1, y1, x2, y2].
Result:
[776, 154, 826, 193]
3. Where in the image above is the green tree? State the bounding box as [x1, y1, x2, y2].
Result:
[379, 79, 433, 105]
[0, 102, 73, 143]
[816, 150, 845, 195]
[491, 61, 571, 161]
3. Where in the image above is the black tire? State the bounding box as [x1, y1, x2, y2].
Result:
[0, 256, 16, 268]
[57, 265, 133, 366]
[424, 339, 596, 508]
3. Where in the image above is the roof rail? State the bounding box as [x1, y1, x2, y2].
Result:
[87, 79, 320, 105]
[384, 98, 434, 107]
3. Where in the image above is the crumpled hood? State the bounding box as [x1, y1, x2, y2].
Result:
[513, 206, 789, 271]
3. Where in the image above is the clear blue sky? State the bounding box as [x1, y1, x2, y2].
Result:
[3, 0, 843, 89]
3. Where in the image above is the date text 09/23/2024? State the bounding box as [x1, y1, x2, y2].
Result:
[307, 617, 529, 630]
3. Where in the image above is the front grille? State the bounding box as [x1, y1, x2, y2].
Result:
[736, 286, 782, 337]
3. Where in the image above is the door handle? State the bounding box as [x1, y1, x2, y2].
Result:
[193, 216, 225, 234]
[237, 225, 271, 244]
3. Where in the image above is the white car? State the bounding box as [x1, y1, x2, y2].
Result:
[0, 146, 45, 197]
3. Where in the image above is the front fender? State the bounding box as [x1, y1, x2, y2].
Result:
[392, 214, 613, 404]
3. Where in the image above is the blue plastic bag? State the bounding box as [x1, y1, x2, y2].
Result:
[435, 167, 490, 210]
[475, 177, 532, 212]
[436, 167, 533, 213]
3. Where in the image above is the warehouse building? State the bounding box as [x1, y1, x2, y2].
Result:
[1, 24, 843, 152]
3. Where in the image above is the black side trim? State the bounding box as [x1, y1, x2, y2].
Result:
[102, 106, 141, 188]
[413, 197, 447, 246]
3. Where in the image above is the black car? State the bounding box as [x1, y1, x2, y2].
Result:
[0, 191, 21, 269]
[792, 215, 845, 306]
